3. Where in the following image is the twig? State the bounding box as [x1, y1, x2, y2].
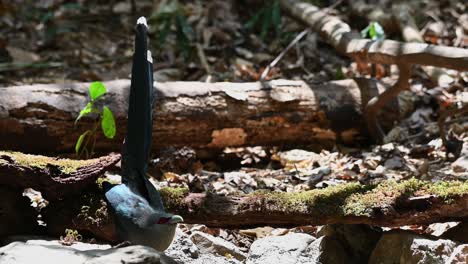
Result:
[260, 29, 309, 81]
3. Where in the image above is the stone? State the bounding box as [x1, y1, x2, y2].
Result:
[316, 224, 381, 263]
[452, 142, 468, 173]
[246, 233, 315, 264]
[369, 231, 458, 264]
[190, 231, 246, 261]
[298, 236, 348, 264]
[165, 229, 200, 263]
[188, 254, 242, 264]
[0, 240, 176, 264]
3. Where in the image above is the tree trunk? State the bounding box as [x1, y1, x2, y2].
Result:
[0, 78, 399, 154]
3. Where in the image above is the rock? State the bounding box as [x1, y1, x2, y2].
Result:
[369, 231, 458, 264]
[316, 224, 381, 263]
[246, 233, 314, 264]
[447, 244, 468, 264]
[165, 229, 200, 263]
[426, 222, 460, 237]
[384, 156, 405, 170]
[190, 231, 246, 261]
[0, 240, 177, 264]
[452, 142, 468, 173]
[276, 149, 321, 166]
[298, 236, 348, 264]
[86, 246, 177, 264]
[188, 254, 242, 264]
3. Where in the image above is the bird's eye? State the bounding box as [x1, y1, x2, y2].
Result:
[157, 217, 171, 224]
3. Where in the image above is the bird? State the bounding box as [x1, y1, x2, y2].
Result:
[103, 16, 183, 252]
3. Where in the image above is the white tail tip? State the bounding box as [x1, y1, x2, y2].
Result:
[147, 50, 153, 64]
[137, 16, 148, 28]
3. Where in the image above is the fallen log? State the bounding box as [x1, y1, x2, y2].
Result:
[25, 179, 468, 241]
[0, 151, 120, 200]
[0, 78, 400, 154]
[0, 152, 466, 240]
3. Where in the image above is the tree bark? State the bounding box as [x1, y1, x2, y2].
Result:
[0, 78, 399, 154]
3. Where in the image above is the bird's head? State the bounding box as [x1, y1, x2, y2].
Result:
[149, 213, 184, 226]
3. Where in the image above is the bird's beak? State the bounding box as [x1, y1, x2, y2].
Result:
[169, 215, 184, 224]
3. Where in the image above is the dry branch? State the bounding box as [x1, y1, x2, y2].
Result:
[0, 79, 400, 154]
[349, 1, 451, 86]
[281, 0, 468, 141]
[281, 0, 468, 70]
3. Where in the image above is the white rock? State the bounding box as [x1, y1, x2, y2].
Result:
[246, 233, 315, 264]
[369, 232, 458, 264]
[190, 231, 246, 261]
[0, 241, 176, 264]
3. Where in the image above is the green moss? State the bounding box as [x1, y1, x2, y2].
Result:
[425, 181, 468, 202]
[252, 182, 370, 216]
[160, 187, 189, 209]
[344, 178, 468, 216]
[242, 178, 468, 218]
[0, 151, 95, 174]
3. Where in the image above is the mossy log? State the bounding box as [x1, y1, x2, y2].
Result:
[46, 179, 468, 241]
[0, 151, 120, 200]
[0, 78, 401, 154]
[0, 152, 467, 241]
[8, 178, 467, 241]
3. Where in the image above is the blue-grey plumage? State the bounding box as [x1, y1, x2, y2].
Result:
[104, 183, 183, 251]
[103, 16, 183, 252]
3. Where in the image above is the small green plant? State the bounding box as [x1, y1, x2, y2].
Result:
[75, 81, 116, 158]
[245, 0, 282, 40]
[149, 0, 194, 58]
[361, 22, 385, 40]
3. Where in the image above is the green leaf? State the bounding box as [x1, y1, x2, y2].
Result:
[371, 22, 385, 40]
[75, 102, 93, 124]
[101, 106, 116, 139]
[361, 24, 371, 38]
[89, 82, 106, 101]
[75, 130, 91, 154]
[361, 22, 385, 40]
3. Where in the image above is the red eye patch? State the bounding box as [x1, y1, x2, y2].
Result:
[157, 217, 171, 224]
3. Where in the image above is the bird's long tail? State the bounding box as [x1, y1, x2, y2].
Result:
[121, 17, 164, 210]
